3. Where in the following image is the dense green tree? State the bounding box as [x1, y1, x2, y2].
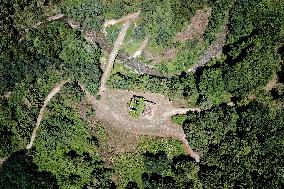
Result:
[183, 103, 284, 188]
[32, 86, 109, 189]
[222, 0, 284, 97]
[61, 0, 104, 31]
[199, 68, 231, 107]
[108, 73, 199, 106]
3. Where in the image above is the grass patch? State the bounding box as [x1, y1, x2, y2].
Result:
[138, 136, 185, 160]
[106, 23, 123, 45]
[111, 61, 134, 75]
[171, 114, 187, 125]
[113, 135, 186, 188]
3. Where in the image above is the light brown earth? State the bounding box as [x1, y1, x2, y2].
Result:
[99, 22, 131, 94]
[82, 86, 201, 162]
[265, 74, 278, 92]
[103, 11, 141, 33]
[176, 7, 212, 42]
[133, 37, 149, 58]
[0, 157, 6, 167]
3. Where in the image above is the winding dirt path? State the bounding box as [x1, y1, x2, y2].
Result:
[33, 14, 64, 28]
[26, 80, 70, 149]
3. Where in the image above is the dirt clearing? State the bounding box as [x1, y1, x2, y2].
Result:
[84, 87, 201, 162]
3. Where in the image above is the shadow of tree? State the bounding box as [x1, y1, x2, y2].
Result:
[0, 150, 58, 189]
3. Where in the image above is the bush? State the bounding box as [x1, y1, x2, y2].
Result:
[128, 96, 146, 118]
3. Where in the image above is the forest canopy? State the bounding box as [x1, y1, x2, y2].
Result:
[1, 0, 284, 188]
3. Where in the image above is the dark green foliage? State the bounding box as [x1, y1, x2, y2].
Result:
[184, 106, 238, 154]
[222, 0, 284, 97]
[183, 103, 284, 188]
[27, 20, 102, 95]
[0, 0, 101, 157]
[0, 61, 67, 156]
[224, 42, 281, 96]
[32, 86, 111, 188]
[141, 152, 200, 189]
[27, 21, 72, 58]
[0, 150, 58, 189]
[126, 181, 139, 189]
[108, 73, 199, 106]
[104, 0, 140, 19]
[142, 173, 177, 189]
[0, 2, 37, 94]
[204, 0, 233, 43]
[144, 152, 171, 175]
[61, 0, 105, 31]
[87, 167, 115, 189]
[199, 67, 231, 107]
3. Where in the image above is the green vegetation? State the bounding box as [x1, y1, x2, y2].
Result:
[182, 103, 284, 188]
[114, 137, 198, 188]
[108, 73, 199, 106]
[128, 96, 146, 118]
[1, 0, 284, 188]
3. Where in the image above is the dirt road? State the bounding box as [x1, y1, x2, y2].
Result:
[133, 37, 149, 58]
[26, 80, 70, 149]
[99, 22, 131, 94]
[30, 13, 200, 162]
[103, 11, 140, 33]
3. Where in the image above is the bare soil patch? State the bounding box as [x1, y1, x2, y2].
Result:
[144, 47, 179, 64]
[265, 74, 278, 92]
[103, 123, 141, 154]
[103, 11, 141, 33]
[176, 7, 212, 42]
[0, 157, 7, 167]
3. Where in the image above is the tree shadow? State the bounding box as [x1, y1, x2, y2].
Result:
[0, 150, 58, 189]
